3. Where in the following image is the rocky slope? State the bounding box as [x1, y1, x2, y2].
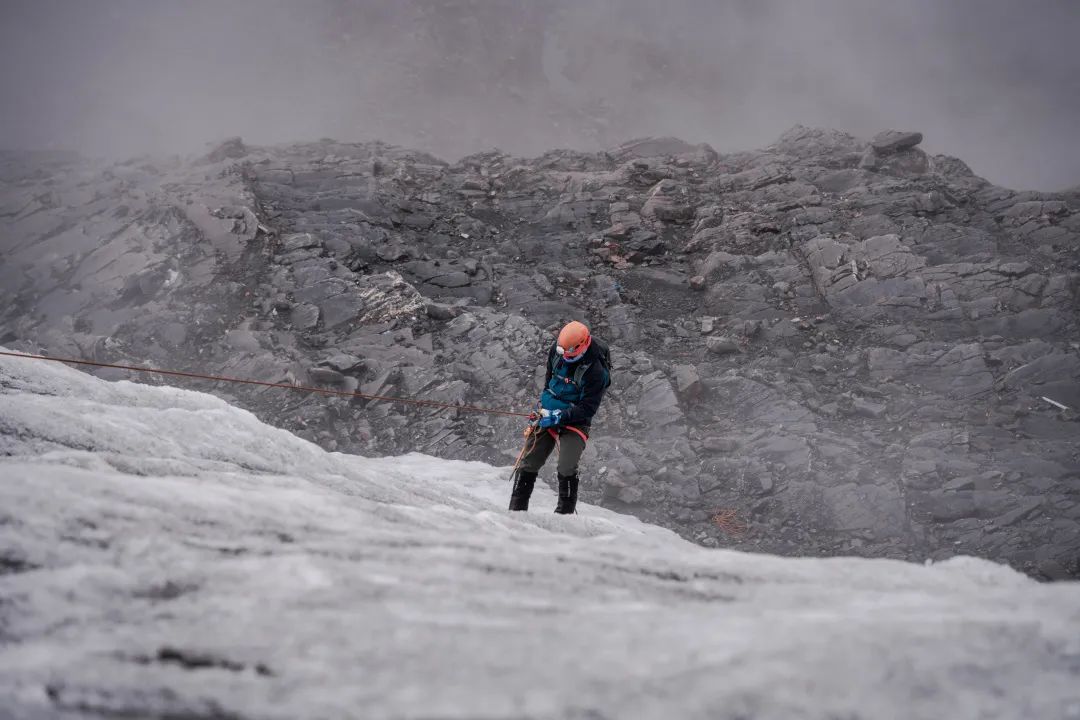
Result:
[1, 127, 1078, 578]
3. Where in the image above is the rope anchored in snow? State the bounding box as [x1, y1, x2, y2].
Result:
[0, 350, 532, 419]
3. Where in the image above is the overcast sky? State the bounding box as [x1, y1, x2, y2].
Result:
[1, 0, 1078, 190]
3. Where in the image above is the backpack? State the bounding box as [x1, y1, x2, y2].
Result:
[591, 337, 613, 389]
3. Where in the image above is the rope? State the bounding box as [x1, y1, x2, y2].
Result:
[0, 350, 532, 419]
[510, 424, 540, 474]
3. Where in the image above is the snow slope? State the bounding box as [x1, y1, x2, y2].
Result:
[2, 351, 1079, 720]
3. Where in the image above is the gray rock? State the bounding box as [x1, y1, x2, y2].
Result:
[641, 180, 693, 223]
[877, 148, 930, 176]
[698, 251, 744, 279]
[750, 434, 811, 470]
[871, 130, 924, 154]
[702, 437, 739, 453]
[673, 364, 703, 399]
[428, 271, 471, 289]
[993, 499, 1043, 528]
[757, 474, 775, 495]
[291, 304, 320, 331]
[774, 125, 863, 162]
[283, 233, 321, 252]
[309, 367, 346, 385]
[812, 169, 869, 194]
[603, 304, 642, 343]
[159, 322, 188, 346]
[323, 352, 362, 373]
[852, 398, 887, 419]
[849, 214, 900, 240]
[634, 372, 684, 436]
[533, 273, 555, 295]
[224, 328, 261, 353]
[319, 292, 364, 329]
[425, 302, 460, 321]
[706, 337, 739, 355]
[822, 483, 906, 534]
[377, 244, 411, 262]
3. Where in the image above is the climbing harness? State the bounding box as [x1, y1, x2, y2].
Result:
[507, 418, 588, 484]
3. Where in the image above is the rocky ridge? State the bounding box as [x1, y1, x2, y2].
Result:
[1, 126, 1077, 578]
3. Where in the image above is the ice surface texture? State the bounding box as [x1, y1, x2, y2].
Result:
[2, 350, 1079, 719]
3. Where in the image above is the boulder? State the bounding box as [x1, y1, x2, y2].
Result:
[425, 302, 460, 321]
[706, 337, 739, 355]
[871, 130, 924, 155]
[673, 364, 703, 399]
[309, 367, 346, 385]
[634, 372, 685, 435]
[291, 304, 320, 331]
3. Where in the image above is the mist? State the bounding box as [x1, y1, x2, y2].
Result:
[1, 0, 1078, 190]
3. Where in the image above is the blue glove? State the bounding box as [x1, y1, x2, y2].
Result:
[539, 409, 563, 428]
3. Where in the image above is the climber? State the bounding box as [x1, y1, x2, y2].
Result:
[509, 320, 611, 514]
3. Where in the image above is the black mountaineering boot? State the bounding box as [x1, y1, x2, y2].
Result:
[554, 474, 579, 514]
[509, 470, 537, 511]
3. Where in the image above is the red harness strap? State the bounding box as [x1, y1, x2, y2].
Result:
[548, 425, 589, 443]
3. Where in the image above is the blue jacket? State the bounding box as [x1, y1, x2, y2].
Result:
[539, 340, 609, 429]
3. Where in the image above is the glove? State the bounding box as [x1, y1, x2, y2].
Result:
[539, 409, 562, 429]
[528, 411, 539, 422]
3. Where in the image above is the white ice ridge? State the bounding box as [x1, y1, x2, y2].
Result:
[1, 350, 1079, 720]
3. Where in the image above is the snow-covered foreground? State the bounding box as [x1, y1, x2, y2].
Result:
[1, 352, 1079, 720]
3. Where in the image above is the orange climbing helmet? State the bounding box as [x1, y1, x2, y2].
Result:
[556, 320, 592, 362]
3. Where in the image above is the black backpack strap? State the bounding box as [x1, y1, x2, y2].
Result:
[571, 361, 593, 386]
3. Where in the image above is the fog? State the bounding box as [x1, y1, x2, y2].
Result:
[1, 0, 1078, 190]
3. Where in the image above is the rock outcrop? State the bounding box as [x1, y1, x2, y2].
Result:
[1, 126, 1077, 578]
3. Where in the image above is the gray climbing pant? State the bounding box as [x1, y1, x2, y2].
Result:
[518, 426, 587, 476]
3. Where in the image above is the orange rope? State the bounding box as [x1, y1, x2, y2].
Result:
[511, 425, 539, 473]
[0, 350, 532, 419]
[711, 508, 747, 536]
